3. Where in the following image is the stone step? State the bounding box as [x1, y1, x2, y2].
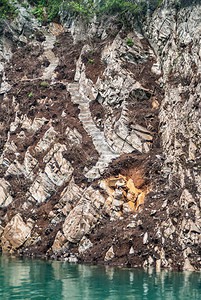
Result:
[92, 137, 105, 142]
[68, 82, 121, 180]
[79, 116, 92, 121]
[71, 96, 81, 100]
[79, 109, 90, 112]
[79, 112, 92, 117]
[68, 83, 79, 88]
[81, 122, 95, 127]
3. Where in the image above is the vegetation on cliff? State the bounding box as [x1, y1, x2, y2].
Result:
[0, 0, 17, 19]
[32, 0, 162, 24]
[0, 0, 162, 24]
[29, 0, 62, 22]
[1, 0, 199, 23]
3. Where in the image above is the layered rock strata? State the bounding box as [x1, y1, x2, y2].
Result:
[0, 0, 200, 271]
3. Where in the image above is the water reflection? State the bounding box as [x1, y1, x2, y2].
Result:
[0, 255, 201, 299]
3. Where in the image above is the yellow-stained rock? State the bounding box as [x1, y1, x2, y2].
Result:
[107, 175, 126, 188]
[152, 99, 159, 109]
[123, 201, 136, 213]
[127, 201, 136, 211]
[126, 178, 141, 198]
[136, 191, 146, 208]
[100, 174, 149, 216]
[127, 191, 135, 202]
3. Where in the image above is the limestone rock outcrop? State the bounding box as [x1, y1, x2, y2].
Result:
[0, 0, 200, 271]
[0, 179, 13, 207]
[1, 214, 33, 252]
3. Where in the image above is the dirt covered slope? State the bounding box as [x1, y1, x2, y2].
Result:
[0, 0, 200, 271]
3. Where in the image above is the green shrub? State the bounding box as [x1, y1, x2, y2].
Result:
[54, 41, 61, 47]
[0, 0, 17, 19]
[32, 5, 45, 22]
[126, 38, 134, 47]
[21, 3, 29, 9]
[63, 0, 148, 26]
[47, 0, 62, 21]
[29, 92, 33, 97]
[41, 81, 48, 87]
[28, 0, 62, 22]
[63, 0, 94, 20]
[28, 0, 162, 26]
[88, 58, 94, 64]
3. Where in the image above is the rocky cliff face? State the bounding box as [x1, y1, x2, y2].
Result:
[0, 0, 200, 271]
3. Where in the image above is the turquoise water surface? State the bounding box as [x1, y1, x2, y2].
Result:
[0, 255, 201, 299]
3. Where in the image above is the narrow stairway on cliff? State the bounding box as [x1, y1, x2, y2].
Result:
[68, 82, 119, 179]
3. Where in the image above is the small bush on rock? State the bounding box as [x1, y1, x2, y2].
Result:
[126, 38, 134, 47]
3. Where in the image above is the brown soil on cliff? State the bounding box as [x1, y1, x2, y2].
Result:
[89, 98, 105, 131]
[5, 43, 43, 82]
[0, 29, 100, 241]
[2, 29, 99, 186]
[5, 80, 98, 179]
[79, 187, 185, 270]
[103, 151, 162, 186]
[81, 22, 120, 84]
[53, 31, 83, 82]
[81, 41, 107, 84]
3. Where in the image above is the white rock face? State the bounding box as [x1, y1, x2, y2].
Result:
[78, 236, 93, 254]
[5, 150, 38, 180]
[35, 127, 57, 153]
[44, 143, 73, 186]
[0, 0, 200, 272]
[183, 258, 195, 272]
[63, 205, 95, 243]
[62, 187, 104, 243]
[143, 232, 149, 245]
[28, 143, 73, 203]
[148, 3, 201, 188]
[59, 178, 83, 205]
[29, 172, 56, 203]
[1, 214, 33, 251]
[65, 127, 82, 146]
[0, 179, 13, 207]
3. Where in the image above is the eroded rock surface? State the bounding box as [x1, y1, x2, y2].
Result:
[0, 0, 200, 271]
[1, 214, 33, 252]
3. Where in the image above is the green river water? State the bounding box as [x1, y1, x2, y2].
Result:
[0, 255, 200, 299]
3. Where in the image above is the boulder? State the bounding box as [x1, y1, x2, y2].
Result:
[44, 143, 73, 186]
[143, 232, 149, 245]
[1, 214, 33, 252]
[78, 236, 93, 254]
[63, 204, 97, 243]
[104, 246, 115, 261]
[62, 187, 103, 243]
[29, 172, 56, 203]
[0, 179, 13, 207]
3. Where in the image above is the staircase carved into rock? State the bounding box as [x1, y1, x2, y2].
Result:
[42, 34, 59, 80]
[67, 83, 119, 180]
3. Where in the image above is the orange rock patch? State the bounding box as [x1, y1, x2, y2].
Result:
[102, 174, 149, 213]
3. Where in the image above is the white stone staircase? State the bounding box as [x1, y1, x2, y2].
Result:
[42, 34, 59, 80]
[67, 83, 119, 180]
